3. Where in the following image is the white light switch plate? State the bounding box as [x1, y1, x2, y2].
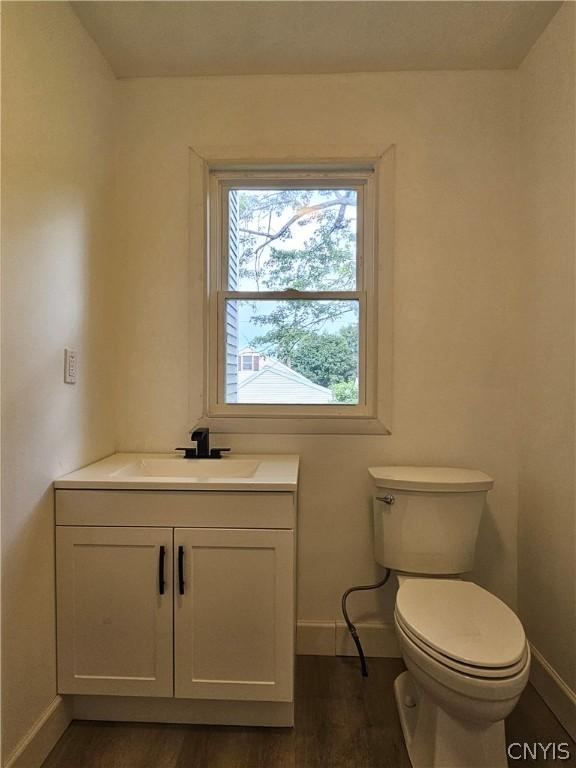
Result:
[64, 348, 78, 384]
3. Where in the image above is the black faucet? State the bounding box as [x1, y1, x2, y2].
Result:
[175, 427, 230, 459]
[192, 427, 210, 457]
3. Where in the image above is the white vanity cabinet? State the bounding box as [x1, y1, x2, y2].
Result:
[54, 468, 298, 726]
[56, 526, 174, 697]
[174, 527, 294, 701]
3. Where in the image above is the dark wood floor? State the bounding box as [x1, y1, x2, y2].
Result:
[43, 657, 575, 768]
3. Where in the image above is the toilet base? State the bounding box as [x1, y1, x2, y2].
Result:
[394, 671, 508, 768]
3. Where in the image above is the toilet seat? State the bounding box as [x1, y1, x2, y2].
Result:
[395, 616, 531, 703]
[394, 610, 529, 679]
[395, 579, 526, 671]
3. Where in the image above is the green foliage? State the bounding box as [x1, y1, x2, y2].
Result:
[330, 381, 359, 404]
[263, 238, 355, 292]
[251, 299, 358, 365]
[286, 326, 358, 389]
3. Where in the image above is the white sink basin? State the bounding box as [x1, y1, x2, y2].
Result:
[113, 458, 260, 479]
[54, 453, 299, 491]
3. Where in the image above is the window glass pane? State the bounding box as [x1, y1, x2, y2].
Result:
[225, 299, 359, 404]
[229, 188, 358, 291]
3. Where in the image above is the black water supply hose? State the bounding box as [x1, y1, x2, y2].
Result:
[341, 570, 391, 677]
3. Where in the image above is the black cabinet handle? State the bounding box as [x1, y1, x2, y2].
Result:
[178, 545, 185, 595]
[158, 545, 166, 595]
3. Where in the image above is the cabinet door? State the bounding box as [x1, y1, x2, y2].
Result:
[174, 528, 294, 701]
[56, 526, 173, 696]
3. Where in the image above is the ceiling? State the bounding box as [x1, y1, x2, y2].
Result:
[72, 1, 562, 78]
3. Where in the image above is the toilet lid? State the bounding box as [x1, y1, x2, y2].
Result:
[395, 610, 529, 678]
[368, 466, 494, 492]
[396, 580, 526, 668]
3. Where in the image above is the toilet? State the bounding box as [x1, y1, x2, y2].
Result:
[369, 466, 530, 768]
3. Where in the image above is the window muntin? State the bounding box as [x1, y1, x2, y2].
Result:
[208, 169, 376, 418]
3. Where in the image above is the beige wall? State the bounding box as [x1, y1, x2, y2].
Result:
[518, 2, 575, 691]
[114, 71, 520, 624]
[1, 3, 117, 760]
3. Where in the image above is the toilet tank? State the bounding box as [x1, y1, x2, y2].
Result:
[369, 467, 494, 575]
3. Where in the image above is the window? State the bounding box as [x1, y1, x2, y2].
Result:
[206, 165, 383, 428]
[239, 352, 260, 372]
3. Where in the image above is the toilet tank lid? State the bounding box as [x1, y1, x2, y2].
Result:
[368, 466, 494, 492]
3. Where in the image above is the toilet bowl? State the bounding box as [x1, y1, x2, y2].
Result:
[393, 578, 530, 768]
[368, 466, 530, 768]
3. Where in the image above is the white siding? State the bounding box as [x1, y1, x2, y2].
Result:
[225, 190, 239, 402]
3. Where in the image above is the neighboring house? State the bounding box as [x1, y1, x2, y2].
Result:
[237, 346, 333, 404]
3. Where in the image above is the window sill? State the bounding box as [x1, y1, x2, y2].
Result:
[203, 416, 391, 435]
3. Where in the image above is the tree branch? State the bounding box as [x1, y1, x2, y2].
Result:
[239, 228, 270, 238]
[332, 204, 347, 232]
[243, 196, 355, 257]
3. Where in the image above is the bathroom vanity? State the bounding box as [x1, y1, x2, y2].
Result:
[54, 453, 299, 726]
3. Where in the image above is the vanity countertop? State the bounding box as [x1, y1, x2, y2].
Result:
[54, 453, 300, 492]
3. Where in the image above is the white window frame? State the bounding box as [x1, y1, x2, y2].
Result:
[203, 161, 392, 434]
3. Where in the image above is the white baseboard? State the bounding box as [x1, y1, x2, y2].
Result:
[529, 643, 576, 741]
[4, 696, 72, 768]
[296, 621, 336, 655]
[296, 620, 400, 658]
[335, 621, 400, 657]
